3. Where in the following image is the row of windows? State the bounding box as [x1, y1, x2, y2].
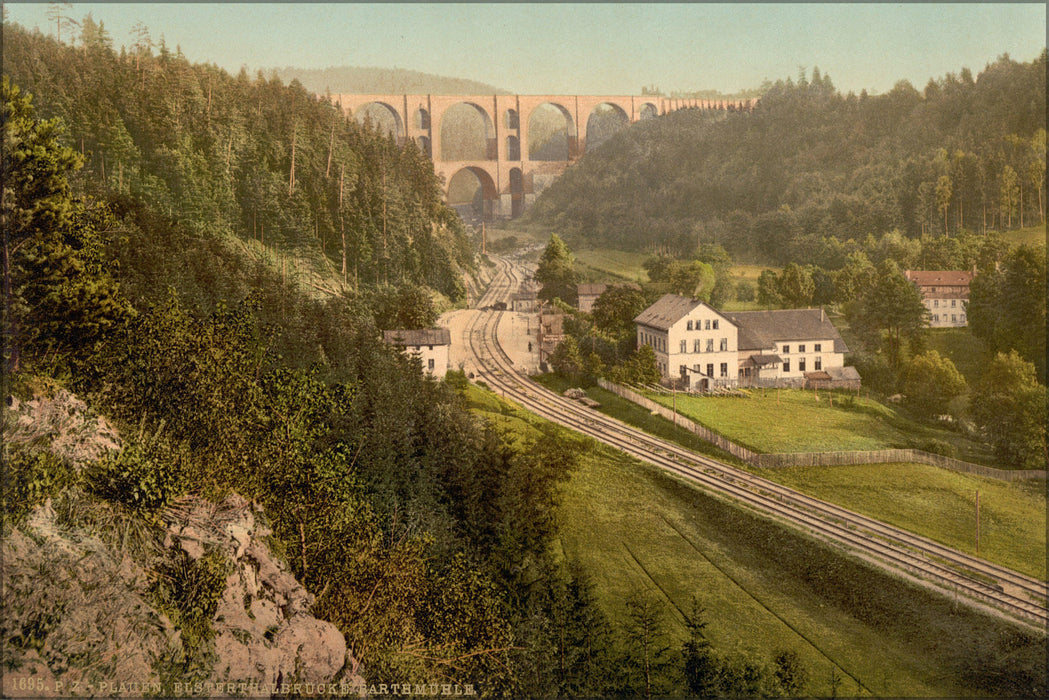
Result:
[685, 319, 720, 331]
[931, 299, 961, 308]
[679, 363, 730, 378]
[933, 314, 965, 323]
[780, 343, 821, 354]
[680, 338, 730, 353]
[640, 332, 666, 353]
[783, 357, 822, 373]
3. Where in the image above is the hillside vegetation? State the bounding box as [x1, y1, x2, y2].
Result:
[524, 55, 1046, 263]
[266, 65, 509, 96]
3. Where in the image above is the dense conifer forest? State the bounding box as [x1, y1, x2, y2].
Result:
[526, 55, 1046, 263]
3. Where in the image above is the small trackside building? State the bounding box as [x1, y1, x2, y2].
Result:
[382, 328, 452, 378]
[903, 270, 974, 327]
[633, 294, 739, 389]
[721, 308, 850, 388]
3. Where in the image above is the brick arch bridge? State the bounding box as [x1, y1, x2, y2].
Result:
[333, 93, 756, 220]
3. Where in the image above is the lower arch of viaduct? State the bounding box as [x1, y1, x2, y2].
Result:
[332, 93, 756, 220]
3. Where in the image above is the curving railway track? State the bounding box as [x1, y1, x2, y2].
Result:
[464, 255, 1048, 632]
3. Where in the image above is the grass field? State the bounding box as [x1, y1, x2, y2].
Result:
[757, 462, 1047, 579]
[646, 387, 999, 464]
[1001, 222, 1046, 248]
[465, 382, 1045, 697]
[574, 248, 651, 283]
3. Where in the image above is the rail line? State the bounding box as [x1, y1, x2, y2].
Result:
[463, 255, 1048, 631]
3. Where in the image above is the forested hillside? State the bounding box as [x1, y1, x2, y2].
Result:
[2, 20, 610, 694]
[267, 65, 509, 96]
[2, 21, 474, 305]
[526, 56, 1046, 263]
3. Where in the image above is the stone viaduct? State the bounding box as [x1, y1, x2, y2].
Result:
[333, 93, 757, 220]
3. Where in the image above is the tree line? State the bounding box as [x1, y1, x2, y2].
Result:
[525, 56, 1046, 263]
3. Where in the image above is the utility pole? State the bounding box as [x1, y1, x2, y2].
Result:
[975, 490, 980, 556]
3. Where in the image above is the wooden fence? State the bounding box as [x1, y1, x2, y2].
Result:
[596, 379, 1047, 482]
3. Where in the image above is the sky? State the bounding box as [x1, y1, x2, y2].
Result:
[4, 2, 1046, 96]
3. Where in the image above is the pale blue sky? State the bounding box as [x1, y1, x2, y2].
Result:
[4, 2, 1046, 95]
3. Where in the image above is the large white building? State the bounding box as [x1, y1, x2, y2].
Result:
[634, 295, 855, 389]
[903, 270, 974, 328]
[634, 295, 739, 389]
[382, 329, 452, 378]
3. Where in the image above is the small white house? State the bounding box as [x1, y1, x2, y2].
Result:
[722, 308, 850, 388]
[382, 328, 451, 378]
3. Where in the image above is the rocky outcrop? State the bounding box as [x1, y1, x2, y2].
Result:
[3, 384, 363, 697]
[162, 494, 362, 690]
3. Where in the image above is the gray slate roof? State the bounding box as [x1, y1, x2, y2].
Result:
[382, 328, 451, 346]
[721, 309, 849, 353]
[634, 294, 734, 331]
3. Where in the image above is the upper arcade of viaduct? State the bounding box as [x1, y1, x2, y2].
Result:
[332, 93, 757, 220]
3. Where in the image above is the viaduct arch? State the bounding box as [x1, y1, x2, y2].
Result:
[333, 93, 757, 221]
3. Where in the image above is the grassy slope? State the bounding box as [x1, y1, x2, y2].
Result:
[466, 381, 1045, 697]
[647, 388, 1000, 465]
[533, 375, 1045, 583]
[757, 462, 1047, 579]
[1002, 222, 1047, 248]
[574, 248, 651, 283]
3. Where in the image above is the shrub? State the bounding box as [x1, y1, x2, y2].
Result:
[916, 438, 958, 458]
[2, 449, 77, 523]
[86, 442, 181, 514]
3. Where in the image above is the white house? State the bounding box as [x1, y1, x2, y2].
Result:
[634, 296, 856, 390]
[382, 328, 451, 378]
[903, 270, 974, 327]
[722, 308, 853, 388]
[633, 295, 739, 389]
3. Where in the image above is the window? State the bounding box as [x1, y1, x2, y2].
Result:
[713, 320, 719, 330]
[706, 338, 714, 352]
[799, 358, 806, 372]
[687, 320, 693, 331]
[705, 319, 711, 330]
[694, 339, 701, 353]
[680, 339, 687, 353]
[428, 345, 433, 351]
[782, 345, 790, 354]
[951, 299, 957, 307]
[720, 337, 728, 351]
[814, 357, 822, 370]
[706, 363, 714, 377]
[783, 359, 791, 373]
[814, 343, 821, 352]
[933, 314, 939, 322]
[428, 358, 435, 370]
[933, 299, 939, 308]
[799, 344, 805, 352]
[951, 314, 957, 323]
[720, 362, 728, 377]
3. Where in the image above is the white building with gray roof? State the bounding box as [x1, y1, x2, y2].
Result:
[382, 328, 452, 378]
[634, 295, 857, 389]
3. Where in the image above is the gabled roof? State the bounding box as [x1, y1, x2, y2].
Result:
[382, 328, 451, 347]
[577, 283, 608, 297]
[634, 294, 735, 331]
[904, 270, 974, 287]
[722, 308, 848, 353]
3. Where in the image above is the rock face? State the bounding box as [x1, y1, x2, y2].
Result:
[163, 494, 361, 690]
[3, 384, 364, 697]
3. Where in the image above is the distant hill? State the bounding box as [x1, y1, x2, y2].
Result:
[266, 65, 511, 95]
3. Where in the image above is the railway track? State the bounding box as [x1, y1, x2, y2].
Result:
[464, 255, 1048, 632]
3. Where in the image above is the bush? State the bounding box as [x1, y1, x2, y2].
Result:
[916, 438, 958, 458]
[2, 449, 77, 523]
[86, 442, 181, 514]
